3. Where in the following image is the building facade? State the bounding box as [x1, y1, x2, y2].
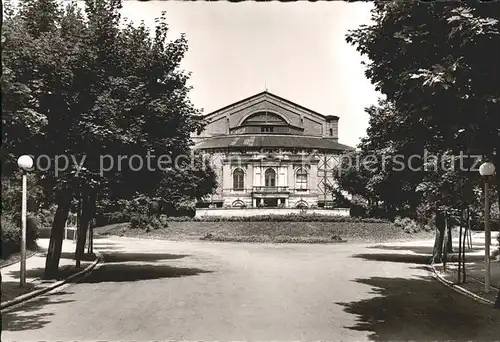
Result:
[192, 91, 354, 209]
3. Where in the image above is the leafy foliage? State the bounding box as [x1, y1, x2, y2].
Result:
[2, 0, 216, 275]
[344, 1, 499, 288]
[346, 2, 499, 157]
[1, 214, 38, 259]
[339, 2, 499, 222]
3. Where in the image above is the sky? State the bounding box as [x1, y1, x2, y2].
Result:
[117, 1, 380, 148]
[5, 0, 380, 147]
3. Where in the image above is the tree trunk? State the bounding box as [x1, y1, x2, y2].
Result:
[462, 208, 468, 282]
[432, 211, 446, 264]
[467, 208, 473, 249]
[494, 153, 500, 309]
[443, 215, 449, 271]
[87, 224, 93, 254]
[0, 272, 2, 341]
[44, 188, 73, 279]
[75, 190, 97, 267]
[446, 215, 453, 253]
[458, 210, 463, 283]
[75, 192, 90, 268]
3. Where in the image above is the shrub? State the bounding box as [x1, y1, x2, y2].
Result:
[130, 214, 149, 229]
[416, 203, 434, 228]
[495, 233, 500, 260]
[130, 213, 166, 232]
[350, 203, 367, 218]
[1, 214, 38, 259]
[348, 196, 369, 218]
[394, 216, 424, 234]
[168, 214, 388, 223]
[34, 206, 57, 228]
[171, 201, 196, 218]
[95, 211, 130, 227]
[200, 233, 347, 244]
[491, 202, 499, 225]
[168, 216, 192, 222]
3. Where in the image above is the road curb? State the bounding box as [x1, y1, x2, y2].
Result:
[0, 250, 103, 310]
[0, 250, 38, 269]
[428, 264, 496, 306]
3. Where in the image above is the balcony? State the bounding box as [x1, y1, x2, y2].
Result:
[252, 186, 290, 194]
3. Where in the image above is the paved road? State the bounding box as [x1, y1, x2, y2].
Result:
[2, 236, 500, 341]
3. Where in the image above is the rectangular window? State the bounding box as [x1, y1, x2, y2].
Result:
[261, 126, 274, 133]
[295, 170, 308, 190]
[233, 170, 245, 191]
[234, 177, 244, 190]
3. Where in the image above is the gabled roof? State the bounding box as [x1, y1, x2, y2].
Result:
[201, 91, 339, 120]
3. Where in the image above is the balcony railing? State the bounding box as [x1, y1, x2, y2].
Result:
[252, 186, 289, 193]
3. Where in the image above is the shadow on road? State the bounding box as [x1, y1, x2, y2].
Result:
[6, 252, 208, 285]
[352, 253, 431, 264]
[1, 281, 37, 304]
[337, 276, 500, 341]
[6, 264, 91, 281]
[357, 246, 486, 265]
[370, 245, 484, 254]
[85, 244, 124, 250]
[79, 262, 211, 283]
[1, 291, 75, 332]
[103, 252, 190, 263]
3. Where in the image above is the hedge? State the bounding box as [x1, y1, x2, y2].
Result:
[1, 214, 38, 259]
[167, 214, 388, 223]
[200, 233, 347, 244]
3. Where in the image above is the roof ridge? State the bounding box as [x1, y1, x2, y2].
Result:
[202, 91, 338, 120]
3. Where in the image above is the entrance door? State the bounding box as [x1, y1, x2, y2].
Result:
[263, 198, 278, 207]
[265, 168, 276, 187]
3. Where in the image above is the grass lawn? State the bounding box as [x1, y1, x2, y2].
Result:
[96, 221, 434, 243]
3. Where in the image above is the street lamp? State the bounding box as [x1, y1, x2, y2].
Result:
[17, 155, 33, 287]
[479, 161, 495, 293]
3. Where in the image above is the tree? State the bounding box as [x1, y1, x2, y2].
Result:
[334, 100, 431, 219]
[346, 1, 499, 189]
[2, 0, 216, 278]
[346, 1, 500, 307]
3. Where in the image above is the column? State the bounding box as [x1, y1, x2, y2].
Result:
[287, 164, 294, 191]
[278, 166, 286, 187]
[222, 162, 231, 191]
[247, 164, 254, 191]
[254, 165, 261, 187]
[253, 198, 257, 208]
[310, 162, 318, 195]
[260, 163, 264, 186]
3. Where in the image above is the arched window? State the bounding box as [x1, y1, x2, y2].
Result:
[265, 168, 276, 187]
[232, 200, 246, 208]
[295, 168, 308, 190]
[233, 168, 245, 191]
[295, 200, 308, 208]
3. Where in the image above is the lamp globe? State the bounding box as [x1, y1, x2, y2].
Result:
[17, 155, 34, 171]
[479, 162, 495, 176]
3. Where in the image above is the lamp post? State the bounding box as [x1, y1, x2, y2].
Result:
[17, 155, 34, 287]
[479, 161, 495, 293]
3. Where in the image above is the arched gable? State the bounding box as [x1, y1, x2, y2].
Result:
[238, 110, 291, 127]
